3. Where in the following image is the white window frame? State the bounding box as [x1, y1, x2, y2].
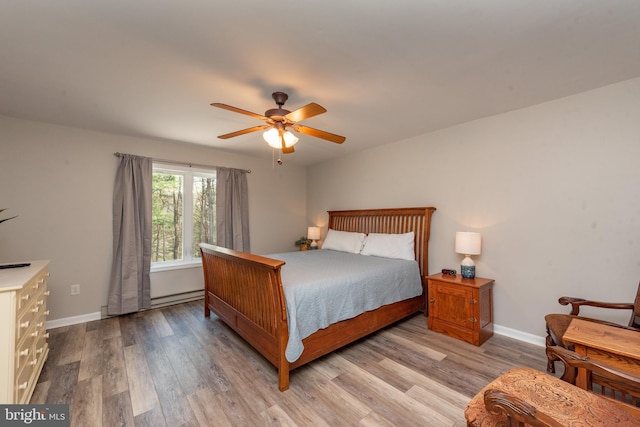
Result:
[151, 162, 216, 272]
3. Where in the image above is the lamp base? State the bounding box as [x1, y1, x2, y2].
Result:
[460, 265, 475, 279]
[460, 255, 476, 279]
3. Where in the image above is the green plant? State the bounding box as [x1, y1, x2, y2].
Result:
[295, 236, 312, 246]
[0, 209, 17, 225]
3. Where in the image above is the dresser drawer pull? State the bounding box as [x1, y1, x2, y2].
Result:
[18, 382, 28, 390]
[44, 310, 50, 316]
[36, 347, 45, 355]
[29, 358, 38, 366]
[37, 321, 44, 328]
[43, 332, 50, 339]
[20, 321, 30, 329]
[31, 306, 40, 313]
[21, 294, 30, 302]
[31, 330, 39, 338]
[44, 291, 51, 296]
[45, 272, 50, 277]
[37, 299, 45, 306]
[19, 348, 29, 357]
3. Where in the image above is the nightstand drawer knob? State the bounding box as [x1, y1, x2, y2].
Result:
[429, 298, 435, 304]
[18, 382, 28, 390]
[469, 317, 477, 323]
[19, 349, 29, 357]
[20, 321, 30, 329]
[470, 298, 477, 304]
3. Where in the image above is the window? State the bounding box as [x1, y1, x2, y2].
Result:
[151, 163, 216, 269]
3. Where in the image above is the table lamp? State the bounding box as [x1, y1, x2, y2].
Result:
[455, 232, 481, 279]
[308, 226, 320, 249]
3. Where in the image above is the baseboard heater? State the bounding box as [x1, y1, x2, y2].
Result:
[101, 289, 204, 318]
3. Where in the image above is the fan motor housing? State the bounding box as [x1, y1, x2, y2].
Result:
[265, 108, 291, 121]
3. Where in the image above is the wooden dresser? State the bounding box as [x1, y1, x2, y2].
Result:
[0, 260, 50, 404]
[427, 273, 494, 346]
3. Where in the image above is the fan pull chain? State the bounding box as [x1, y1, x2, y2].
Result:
[272, 148, 283, 167]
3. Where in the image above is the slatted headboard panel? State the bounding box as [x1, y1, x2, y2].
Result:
[327, 207, 436, 281]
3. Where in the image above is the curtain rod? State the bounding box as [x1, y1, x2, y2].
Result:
[113, 152, 251, 173]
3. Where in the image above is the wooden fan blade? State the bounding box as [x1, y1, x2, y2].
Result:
[218, 125, 270, 139]
[285, 103, 327, 123]
[211, 103, 268, 121]
[292, 124, 346, 144]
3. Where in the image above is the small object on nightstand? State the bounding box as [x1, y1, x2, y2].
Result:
[427, 273, 494, 346]
[441, 268, 457, 276]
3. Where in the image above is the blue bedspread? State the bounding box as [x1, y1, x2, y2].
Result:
[265, 249, 423, 362]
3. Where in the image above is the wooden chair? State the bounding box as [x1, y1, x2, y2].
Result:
[545, 282, 640, 373]
[464, 346, 640, 426]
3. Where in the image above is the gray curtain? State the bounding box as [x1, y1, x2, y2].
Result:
[108, 154, 152, 315]
[216, 167, 250, 251]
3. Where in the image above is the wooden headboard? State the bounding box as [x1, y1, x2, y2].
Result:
[327, 207, 436, 281]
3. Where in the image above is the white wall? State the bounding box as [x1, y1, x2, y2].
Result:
[0, 116, 307, 321]
[308, 77, 640, 341]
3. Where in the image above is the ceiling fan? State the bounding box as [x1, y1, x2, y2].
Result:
[211, 92, 346, 154]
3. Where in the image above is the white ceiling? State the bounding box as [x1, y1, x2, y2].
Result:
[2, 1, 640, 166]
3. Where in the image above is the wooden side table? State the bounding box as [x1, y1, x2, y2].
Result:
[563, 318, 640, 390]
[427, 273, 494, 346]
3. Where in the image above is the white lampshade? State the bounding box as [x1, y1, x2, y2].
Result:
[455, 232, 481, 255]
[307, 227, 321, 241]
[263, 128, 299, 149]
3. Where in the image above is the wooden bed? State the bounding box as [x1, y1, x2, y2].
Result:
[200, 206, 436, 391]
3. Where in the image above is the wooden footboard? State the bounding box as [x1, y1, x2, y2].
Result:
[200, 206, 436, 391]
[199, 244, 291, 388]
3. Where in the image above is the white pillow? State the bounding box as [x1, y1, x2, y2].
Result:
[321, 229, 367, 254]
[360, 231, 415, 261]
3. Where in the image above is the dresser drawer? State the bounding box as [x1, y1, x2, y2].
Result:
[16, 284, 35, 313]
[14, 357, 37, 404]
[15, 331, 36, 372]
[16, 305, 34, 342]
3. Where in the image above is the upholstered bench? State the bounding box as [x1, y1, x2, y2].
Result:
[464, 367, 640, 426]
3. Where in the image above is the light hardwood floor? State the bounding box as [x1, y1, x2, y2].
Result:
[31, 301, 549, 426]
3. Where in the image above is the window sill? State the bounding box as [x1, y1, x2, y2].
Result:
[150, 261, 202, 273]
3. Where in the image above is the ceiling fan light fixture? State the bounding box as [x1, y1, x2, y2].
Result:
[263, 128, 299, 148]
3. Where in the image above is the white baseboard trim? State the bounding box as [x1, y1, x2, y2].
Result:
[46, 311, 102, 330]
[494, 324, 545, 347]
[47, 291, 205, 329]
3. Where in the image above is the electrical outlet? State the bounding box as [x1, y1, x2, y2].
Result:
[70, 284, 80, 295]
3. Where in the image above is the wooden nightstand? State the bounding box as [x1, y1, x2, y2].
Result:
[427, 273, 494, 346]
